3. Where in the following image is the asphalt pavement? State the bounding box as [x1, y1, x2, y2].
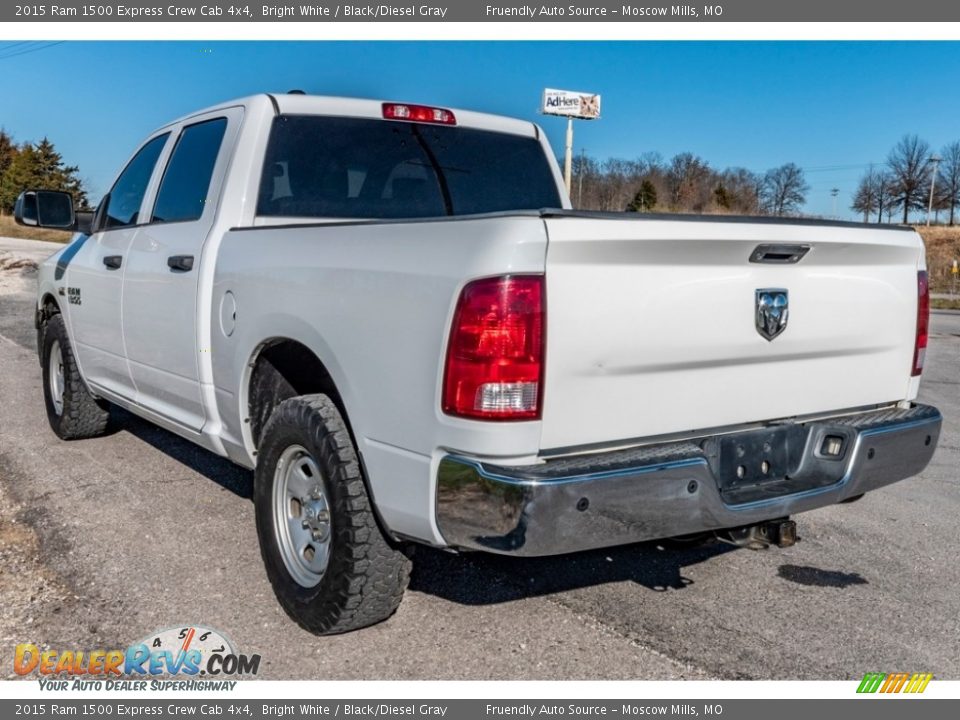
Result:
[1, 236, 957, 680]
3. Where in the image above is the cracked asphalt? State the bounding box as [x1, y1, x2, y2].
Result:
[1, 236, 957, 681]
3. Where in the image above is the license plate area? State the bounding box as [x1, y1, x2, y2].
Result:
[705, 424, 853, 505]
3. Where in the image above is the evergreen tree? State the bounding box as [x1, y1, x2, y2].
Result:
[0, 130, 14, 181]
[0, 130, 17, 214]
[0, 137, 87, 214]
[627, 179, 657, 212]
[34, 137, 88, 208]
[0, 143, 38, 214]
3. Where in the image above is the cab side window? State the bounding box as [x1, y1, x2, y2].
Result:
[104, 133, 169, 230]
[151, 118, 227, 224]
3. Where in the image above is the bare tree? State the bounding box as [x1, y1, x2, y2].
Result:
[760, 163, 809, 216]
[886, 134, 931, 224]
[597, 158, 637, 211]
[569, 153, 601, 210]
[667, 153, 713, 211]
[938, 141, 960, 226]
[852, 168, 880, 222]
[877, 172, 900, 224]
[720, 168, 762, 214]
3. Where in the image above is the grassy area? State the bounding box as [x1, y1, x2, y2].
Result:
[0, 214, 72, 243]
[916, 226, 960, 294]
[932, 297, 960, 311]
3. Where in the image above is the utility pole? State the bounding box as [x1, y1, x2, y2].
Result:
[831, 188, 839, 218]
[577, 147, 586, 208]
[927, 154, 942, 227]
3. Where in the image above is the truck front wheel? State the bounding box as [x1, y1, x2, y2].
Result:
[40, 313, 110, 440]
[254, 394, 411, 634]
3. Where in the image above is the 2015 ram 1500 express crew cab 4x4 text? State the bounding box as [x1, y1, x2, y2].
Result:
[16, 93, 941, 634]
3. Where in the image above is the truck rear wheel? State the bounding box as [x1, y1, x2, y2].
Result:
[254, 394, 411, 634]
[40, 313, 110, 440]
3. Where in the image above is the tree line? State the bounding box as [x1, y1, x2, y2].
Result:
[0, 129, 87, 215]
[852, 135, 960, 225]
[569, 151, 810, 217]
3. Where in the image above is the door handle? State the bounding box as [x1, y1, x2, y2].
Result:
[103, 255, 122, 270]
[167, 255, 194, 272]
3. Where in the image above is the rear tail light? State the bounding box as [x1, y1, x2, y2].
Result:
[912, 270, 929, 376]
[442, 275, 544, 420]
[382, 102, 456, 125]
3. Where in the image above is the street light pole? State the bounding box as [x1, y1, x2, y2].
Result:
[927, 155, 942, 227]
[831, 188, 839, 218]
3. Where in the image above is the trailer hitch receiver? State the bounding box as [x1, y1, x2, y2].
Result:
[719, 518, 798, 549]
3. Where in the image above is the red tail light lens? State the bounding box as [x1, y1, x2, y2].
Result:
[443, 275, 544, 420]
[382, 103, 456, 125]
[912, 270, 929, 376]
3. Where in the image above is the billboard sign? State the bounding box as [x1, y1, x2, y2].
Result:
[541, 88, 601, 119]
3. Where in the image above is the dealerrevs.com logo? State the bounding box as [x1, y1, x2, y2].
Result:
[857, 672, 933, 694]
[14, 625, 260, 691]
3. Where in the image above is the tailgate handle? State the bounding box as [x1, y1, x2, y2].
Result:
[749, 244, 810, 264]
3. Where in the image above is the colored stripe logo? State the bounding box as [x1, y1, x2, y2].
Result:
[857, 672, 933, 694]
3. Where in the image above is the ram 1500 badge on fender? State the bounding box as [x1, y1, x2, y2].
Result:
[16, 94, 941, 634]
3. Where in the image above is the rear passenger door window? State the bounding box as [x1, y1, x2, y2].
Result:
[103, 133, 169, 229]
[151, 118, 227, 224]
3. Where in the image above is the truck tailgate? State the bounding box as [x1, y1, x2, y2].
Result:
[540, 216, 924, 452]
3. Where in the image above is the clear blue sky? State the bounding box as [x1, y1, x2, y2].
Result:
[2, 41, 959, 219]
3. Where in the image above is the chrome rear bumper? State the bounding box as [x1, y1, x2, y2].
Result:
[435, 404, 941, 556]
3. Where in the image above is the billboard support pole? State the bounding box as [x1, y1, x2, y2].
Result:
[541, 88, 599, 200]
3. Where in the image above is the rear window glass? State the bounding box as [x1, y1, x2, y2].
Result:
[257, 115, 561, 219]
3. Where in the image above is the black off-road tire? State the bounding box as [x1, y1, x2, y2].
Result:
[254, 394, 411, 635]
[40, 313, 110, 440]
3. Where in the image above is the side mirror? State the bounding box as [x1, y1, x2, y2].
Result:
[14, 190, 76, 230]
[13, 192, 38, 226]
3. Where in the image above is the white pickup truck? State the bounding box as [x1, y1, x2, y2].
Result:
[17, 93, 941, 635]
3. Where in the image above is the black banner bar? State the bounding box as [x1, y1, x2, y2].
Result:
[3, 699, 959, 720]
[3, 1, 960, 23]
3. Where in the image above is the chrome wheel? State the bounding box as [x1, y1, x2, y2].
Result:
[272, 444, 331, 588]
[48, 339, 65, 416]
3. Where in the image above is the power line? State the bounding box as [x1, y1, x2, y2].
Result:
[0, 41, 36, 52]
[0, 42, 64, 60]
[802, 163, 885, 173]
[0, 42, 65, 62]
